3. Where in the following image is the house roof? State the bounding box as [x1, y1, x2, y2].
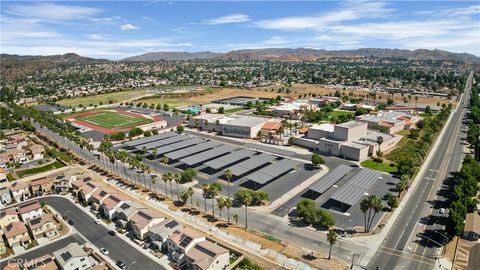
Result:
[29, 144, 45, 154]
[116, 202, 147, 218]
[53, 243, 88, 266]
[4, 221, 28, 239]
[10, 181, 29, 191]
[102, 194, 130, 210]
[224, 116, 269, 127]
[261, 122, 282, 131]
[169, 227, 204, 247]
[186, 240, 229, 270]
[148, 219, 181, 237]
[130, 209, 163, 230]
[30, 177, 50, 187]
[465, 212, 480, 234]
[71, 177, 92, 189]
[19, 200, 41, 214]
[91, 187, 116, 202]
[27, 214, 55, 230]
[24, 254, 58, 270]
[0, 207, 17, 219]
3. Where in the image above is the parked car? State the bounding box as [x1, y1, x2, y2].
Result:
[439, 208, 446, 214]
[99, 248, 109, 255]
[116, 260, 127, 269]
[108, 230, 117, 236]
[68, 220, 74, 225]
[94, 219, 101, 224]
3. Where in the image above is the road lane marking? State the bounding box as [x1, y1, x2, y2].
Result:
[376, 247, 435, 266]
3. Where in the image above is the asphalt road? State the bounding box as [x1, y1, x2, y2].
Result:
[38, 197, 165, 270]
[367, 71, 473, 270]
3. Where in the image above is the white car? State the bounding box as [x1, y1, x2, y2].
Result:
[94, 219, 101, 224]
[439, 208, 446, 214]
[99, 248, 109, 255]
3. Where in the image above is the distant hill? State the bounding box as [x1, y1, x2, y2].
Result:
[0, 53, 105, 80]
[122, 51, 223, 61]
[220, 48, 480, 64]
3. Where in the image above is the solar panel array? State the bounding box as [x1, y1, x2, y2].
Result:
[179, 144, 237, 166]
[245, 159, 300, 184]
[166, 141, 221, 160]
[204, 149, 256, 170]
[155, 137, 205, 155]
[124, 132, 176, 147]
[329, 169, 382, 206]
[309, 164, 353, 194]
[227, 153, 276, 176]
[140, 134, 191, 150]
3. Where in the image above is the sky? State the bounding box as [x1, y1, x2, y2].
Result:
[1, 1, 479, 59]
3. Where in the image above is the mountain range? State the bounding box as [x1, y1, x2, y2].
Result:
[120, 48, 480, 64]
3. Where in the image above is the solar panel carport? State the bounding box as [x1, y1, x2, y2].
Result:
[179, 145, 237, 166]
[309, 164, 353, 195]
[227, 153, 276, 176]
[124, 132, 177, 147]
[166, 141, 221, 160]
[245, 159, 300, 185]
[329, 168, 382, 208]
[140, 134, 190, 150]
[155, 137, 205, 155]
[204, 149, 256, 170]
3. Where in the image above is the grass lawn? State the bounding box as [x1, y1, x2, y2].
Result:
[361, 159, 398, 173]
[330, 110, 355, 117]
[56, 90, 142, 107]
[224, 107, 244, 114]
[17, 160, 65, 178]
[76, 111, 151, 129]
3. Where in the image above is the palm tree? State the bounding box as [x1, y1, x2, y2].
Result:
[360, 198, 369, 233]
[162, 173, 169, 198]
[216, 197, 226, 218]
[152, 148, 158, 171]
[224, 198, 232, 223]
[368, 195, 383, 231]
[224, 169, 233, 199]
[162, 155, 169, 174]
[233, 214, 239, 225]
[243, 194, 252, 229]
[396, 178, 408, 198]
[327, 231, 338, 260]
[209, 184, 220, 216]
[187, 187, 194, 207]
[166, 172, 174, 199]
[151, 176, 157, 194]
[174, 173, 181, 202]
[117, 150, 129, 179]
[201, 184, 211, 213]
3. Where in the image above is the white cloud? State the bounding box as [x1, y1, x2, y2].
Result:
[203, 14, 250, 25]
[84, 34, 107, 40]
[6, 2, 100, 21]
[90, 16, 121, 23]
[120, 24, 139, 31]
[255, 1, 392, 30]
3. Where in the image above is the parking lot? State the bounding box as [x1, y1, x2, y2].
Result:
[117, 132, 317, 202]
[272, 164, 399, 231]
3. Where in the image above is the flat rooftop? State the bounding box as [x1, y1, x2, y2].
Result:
[336, 121, 365, 129]
[224, 116, 269, 127]
[309, 123, 335, 133]
[343, 141, 369, 149]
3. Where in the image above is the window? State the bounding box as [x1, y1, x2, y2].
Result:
[80, 258, 85, 262]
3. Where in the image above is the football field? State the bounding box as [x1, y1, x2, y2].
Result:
[76, 111, 151, 129]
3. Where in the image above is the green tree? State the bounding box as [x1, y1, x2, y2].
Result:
[311, 153, 325, 168]
[176, 125, 185, 133]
